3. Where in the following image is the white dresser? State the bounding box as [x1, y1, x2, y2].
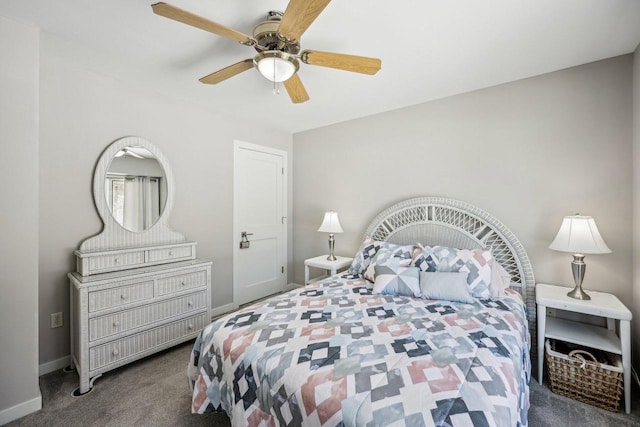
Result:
[69, 253, 211, 395]
[69, 136, 213, 395]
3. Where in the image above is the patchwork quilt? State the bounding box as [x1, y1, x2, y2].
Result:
[188, 275, 530, 426]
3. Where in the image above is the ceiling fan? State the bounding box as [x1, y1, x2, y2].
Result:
[115, 148, 145, 159]
[151, 0, 382, 103]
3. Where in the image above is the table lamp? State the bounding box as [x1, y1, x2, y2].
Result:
[318, 211, 343, 261]
[549, 214, 611, 300]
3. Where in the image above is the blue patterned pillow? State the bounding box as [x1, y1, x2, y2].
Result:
[411, 244, 493, 299]
[411, 244, 438, 272]
[348, 237, 385, 275]
[372, 264, 421, 298]
[363, 243, 414, 282]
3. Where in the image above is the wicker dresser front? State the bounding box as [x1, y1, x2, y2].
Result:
[68, 257, 211, 395]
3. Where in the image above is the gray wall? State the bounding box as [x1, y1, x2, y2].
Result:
[293, 56, 633, 331]
[633, 43, 640, 372]
[0, 17, 41, 422]
[37, 34, 293, 366]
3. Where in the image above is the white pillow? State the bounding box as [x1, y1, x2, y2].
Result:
[419, 271, 476, 304]
[489, 261, 511, 298]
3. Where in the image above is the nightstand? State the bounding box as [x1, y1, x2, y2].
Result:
[536, 283, 632, 413]
[304, 255, 353, 285]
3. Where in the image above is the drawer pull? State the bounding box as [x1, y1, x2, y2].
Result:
[181, 281, 186, 287]
[187, 301, 193, 307]
[120, 294, 127, 300]
[169, 251, 173, 256]
[112, 349, 119, 356]
[113, 321, 120, 327]
[187, 323, 194, 330]
[114, 258, 119, 264]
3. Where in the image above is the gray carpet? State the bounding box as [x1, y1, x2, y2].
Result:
[7, 342, 639, 426]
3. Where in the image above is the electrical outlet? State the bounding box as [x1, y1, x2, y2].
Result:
[546, 307, 556, 317]
[50, 312, 63, 328]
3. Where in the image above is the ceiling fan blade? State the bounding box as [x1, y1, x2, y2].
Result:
[126, 150, 145, 160]
[301, 50, 381, 75]
[199, 59, 255, 84]
[116, 148, 144, 159]
[283, 74, 310, 104]
[278, 0, 331, 41]
[151, 2, 254, 45]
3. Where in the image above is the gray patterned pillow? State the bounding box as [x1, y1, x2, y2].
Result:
[348, 237, 385, 275]
[363, 243, 414, 282]
[411, 244, 493, 299]
[373, 265, 421, 298]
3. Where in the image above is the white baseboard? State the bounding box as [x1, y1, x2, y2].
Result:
[39, 355, 70, 376]
[211, 302, 237, 320]
[0, 394, 42, 425]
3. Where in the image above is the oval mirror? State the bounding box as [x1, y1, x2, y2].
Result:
[105, 146, 168, 232]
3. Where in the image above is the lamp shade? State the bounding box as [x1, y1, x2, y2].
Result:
[549, 215, 611, 254]
[318, 211, 343, 234]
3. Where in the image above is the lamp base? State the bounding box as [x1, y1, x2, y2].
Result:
[566, 254, 590, 300]
[326, 233, 337, 261]
[567, 286, 591, 300]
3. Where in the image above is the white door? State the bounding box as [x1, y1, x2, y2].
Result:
[234, 141, 287, 306]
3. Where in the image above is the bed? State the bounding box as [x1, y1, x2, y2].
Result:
[188, 197, 536, 426]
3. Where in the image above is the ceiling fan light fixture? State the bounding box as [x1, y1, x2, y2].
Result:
[255, 51, 299, 83]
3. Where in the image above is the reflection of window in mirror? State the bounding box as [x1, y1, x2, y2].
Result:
[105, 174, 162, 232]
[104, 145, 168, 233]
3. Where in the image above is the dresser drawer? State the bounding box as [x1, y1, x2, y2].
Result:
[88, 281, 154, 312]
[88, 251, 144, 273]
[89, 313, 208, 370]
[147, 245, 193, 263]
[89, 290, 207, 341]
[157, 270, 207, 295]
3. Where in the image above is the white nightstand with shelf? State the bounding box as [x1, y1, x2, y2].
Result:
[304, 255, 353, 285]
[536, 283, 632, 413]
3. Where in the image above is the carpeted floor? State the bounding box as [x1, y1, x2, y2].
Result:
[7, 341, 640, 426]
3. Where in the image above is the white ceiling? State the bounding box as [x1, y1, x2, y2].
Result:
[2, 0, 640, 133]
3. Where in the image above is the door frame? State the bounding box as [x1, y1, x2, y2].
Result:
[233, 140, 288, 307]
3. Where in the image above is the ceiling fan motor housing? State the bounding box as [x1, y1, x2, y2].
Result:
[253, 12, 300, 54]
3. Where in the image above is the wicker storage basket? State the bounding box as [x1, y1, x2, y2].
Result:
[545, 339, 623, 412]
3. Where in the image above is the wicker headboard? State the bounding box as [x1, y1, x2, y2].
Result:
[364, 197, 536, 344]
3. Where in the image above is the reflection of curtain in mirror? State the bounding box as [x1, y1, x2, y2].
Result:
[122, 177, 161, 231]
[124, 177, 144, 232]
[149, 177, 160, 225]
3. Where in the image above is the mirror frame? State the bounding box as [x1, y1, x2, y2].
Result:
[79, 136, 186, 252]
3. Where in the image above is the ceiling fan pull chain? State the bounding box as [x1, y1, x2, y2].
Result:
[273, 61, 281, 95]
